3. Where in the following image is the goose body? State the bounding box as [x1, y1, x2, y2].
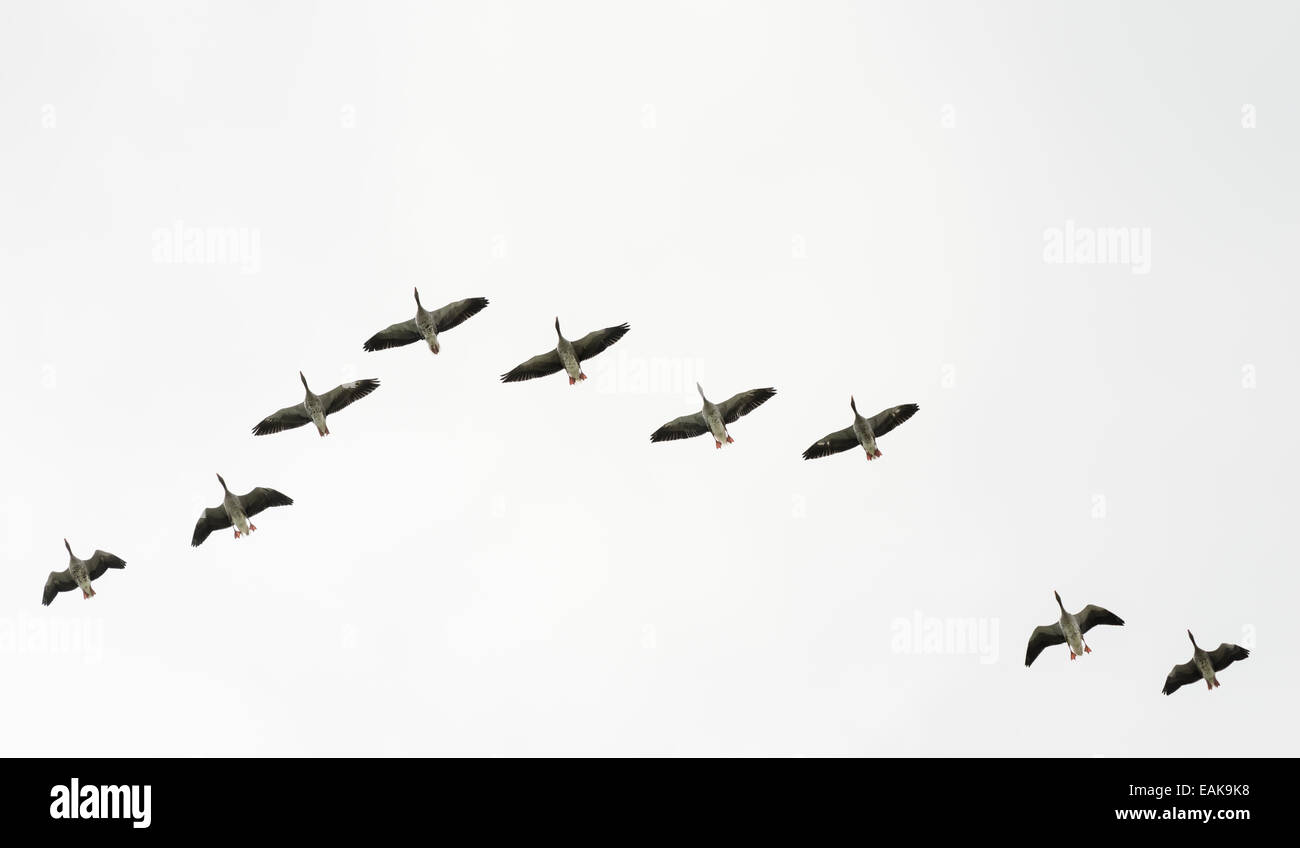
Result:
[650, 383, 777, 449]
[802, 398, 919, 461]
[191, 474, 294, 546]
[1025, 591, 1125, 666]
[252, 372, 380, 437]
[500, 318, 630, 385]
[1162, 631, 1250, 695]
[362, 288, 489, 355]
[42, 539, 126, 605]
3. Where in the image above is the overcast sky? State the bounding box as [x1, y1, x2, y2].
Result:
[1, 1, 1297, 755]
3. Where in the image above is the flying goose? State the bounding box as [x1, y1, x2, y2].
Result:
[42, 539, 126, 605]
[1162, 631, 1250, 695]
[802, 398, 919, 461]
[500, 318, 630, 385]
[191, 474, 294, 546]
[650, 383, 777, 449]
[252, 372, 381, 437]
[362, 288, 489, 354]
[1025, 591, 1125, 666]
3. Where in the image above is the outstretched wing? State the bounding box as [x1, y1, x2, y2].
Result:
[431, 297, 489, 333]
[500, 350, 564, 383]
[192, 506, 232, 547]
[1162, 661, 1201, 696]
[42, 570, 77, 606]
[802, 426, 859, 460]
[571, 323, 630, 362]
[867, 403, 919, 439]
[1025, 623, 1066, 667]
[650, 412, 709, 443]
[85, 551, 127, 581]
[363, 319, 421, 352]
[252, 403, 311, 436]
[1077, 605, 1125, 633]
[718, 387, 777, 425]
[239, 488, 294, 518]
[321, 378, 381, 416]
[1208, 643, 1250, 672]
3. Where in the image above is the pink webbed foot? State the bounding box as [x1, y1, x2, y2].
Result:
[715, 441, 722, 449]
[234, 530, 241, 539]
[726, 436, 734, 444]
[569, 377, 576, 385]
[248, 524, 257, 533]
[1084, 644, 1092, 654]
[1069, 651, 1077, 660]
[579, 372, 587, 381]
[1206, 680, 1214, 691]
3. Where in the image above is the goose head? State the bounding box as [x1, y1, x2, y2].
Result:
[413, 287, 423, 308]
[850, 396, 859, 416]
[696, 382, 708, 402]
[216, 473, 229, 493]
[1054, 590, 1065, 611]
[554, 317, 563, 339]
[299, 371, 310, 391]
[64, 538, 72, 556]
[1187, 629, 1198, 648]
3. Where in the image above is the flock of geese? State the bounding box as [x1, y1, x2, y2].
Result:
[39, 287, 1247, 697]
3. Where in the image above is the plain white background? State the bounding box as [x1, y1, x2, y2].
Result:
[1, 1, 1296, 755]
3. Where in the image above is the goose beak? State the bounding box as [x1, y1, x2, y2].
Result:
[299, 371, 309, 388]
[1187, 629, 1195, 643]
[554, 317, 561, 334]
[63, 538, 71, 552]
[850, 395, 857, 413]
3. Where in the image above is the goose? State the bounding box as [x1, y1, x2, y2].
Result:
[500, 318, 630, 385]
[362, 288, 489, 354]
[1162, 631, 1250, 695]
[42, 540, 126, 605]
[252, 372, 381, 437]
[191, 474, 294, 546]
[801, 398, 919, 461]
[1024, 591, 1125, 666]
[650, 383, 777, 449]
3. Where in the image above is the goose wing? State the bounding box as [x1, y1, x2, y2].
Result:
[1162, 660, 1201, 696]
[650, 412, 709, 443]
[867, 403, 919, 439]
[321, 378, 381, 415]
[252, 402, 310, 436]
[1077, 605, 1125, 633]
[191, 506, 232, 547]
[363, 319, 421, 352]
[42, 570, 77, 606]
[718, 387, 777, 425]
[239, 487, 294, 518]
[431, 297, 489, 333]
[1208, 643, 1250, 672]
[802, 426, 859, 460]
[571, 323, 630, 362]
[1025, 623, 1066, 666]
[500, 350, 563, 383]
[85, 551, 126, 581]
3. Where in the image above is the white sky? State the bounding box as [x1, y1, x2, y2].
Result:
[1, 1, 1297, 755]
